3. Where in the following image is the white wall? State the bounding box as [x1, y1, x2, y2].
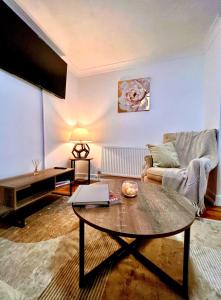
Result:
[0, 70, 43, 179]
[0, 54, 206, 181]
[43, 68, 79, 168]
[78, 55, 204, 174]
[0, 68, 78, 179]
[203, 17, 221, 205]
[203, 18, 221, 129]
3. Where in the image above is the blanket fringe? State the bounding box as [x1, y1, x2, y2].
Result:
[191, 202, 205, 217]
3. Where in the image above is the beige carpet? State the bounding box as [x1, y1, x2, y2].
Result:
[0, 195, 220, 300]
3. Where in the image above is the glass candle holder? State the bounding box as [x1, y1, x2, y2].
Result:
[121, 180, 138, 198]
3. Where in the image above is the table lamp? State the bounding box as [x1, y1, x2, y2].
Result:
[69, 127, 92, 158]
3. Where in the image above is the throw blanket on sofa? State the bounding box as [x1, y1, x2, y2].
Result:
[162, 130, 218, 215]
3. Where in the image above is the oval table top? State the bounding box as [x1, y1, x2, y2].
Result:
[73, 179, 196, 238]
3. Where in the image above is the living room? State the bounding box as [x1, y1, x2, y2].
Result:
[0, 0, 221, 299]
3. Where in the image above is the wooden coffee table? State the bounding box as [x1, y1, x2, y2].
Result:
[73, 179, 195, 299]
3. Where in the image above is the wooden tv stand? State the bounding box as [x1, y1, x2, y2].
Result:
[0, 168, 74, 227]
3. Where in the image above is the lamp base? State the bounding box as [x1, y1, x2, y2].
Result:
[72, 143, 90, 159]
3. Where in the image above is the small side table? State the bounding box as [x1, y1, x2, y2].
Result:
[70, 158, 93, 184]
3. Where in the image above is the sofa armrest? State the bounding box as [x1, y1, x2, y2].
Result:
[144, 155, 153, 168]
[141, 155, 153, 180]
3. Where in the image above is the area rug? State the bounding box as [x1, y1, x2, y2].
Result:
[0, 196, 220, 300]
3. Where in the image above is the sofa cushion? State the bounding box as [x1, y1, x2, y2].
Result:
[148, 142, 180, 168]
[146, 167, 168, 182]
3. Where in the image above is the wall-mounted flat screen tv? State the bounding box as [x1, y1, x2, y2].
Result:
[0, 1, 67, 99]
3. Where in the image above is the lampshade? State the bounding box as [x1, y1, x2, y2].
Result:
[69, 127, 92, 158]
[69, 127, 92, 143]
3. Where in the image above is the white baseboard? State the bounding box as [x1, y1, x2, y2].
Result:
[75, 172, 98, 181]
[214, 194, 221, 206]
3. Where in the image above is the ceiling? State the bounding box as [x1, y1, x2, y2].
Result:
[12, 0, 221, 76]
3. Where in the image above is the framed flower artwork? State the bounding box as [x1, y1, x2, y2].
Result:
[118, 77, 151, 113]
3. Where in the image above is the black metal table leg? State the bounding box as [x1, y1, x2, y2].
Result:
[79, 219, 85, 288]
[70, 158, 92, 184]
[112, 234, 184, 296]
[73, 160, 76, 181]
[88, 160, 90, 184]
[78, 225, 191, 299]
[78, 231, 143, 287]
[183, 228, 190, 299]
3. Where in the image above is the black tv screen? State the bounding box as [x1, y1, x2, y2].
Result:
[0, 1, 67, 99]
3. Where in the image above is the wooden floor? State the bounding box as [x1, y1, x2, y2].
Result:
[201, 204, 221, 221]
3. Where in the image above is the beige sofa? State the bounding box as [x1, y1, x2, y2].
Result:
[141, 132, 217, 203]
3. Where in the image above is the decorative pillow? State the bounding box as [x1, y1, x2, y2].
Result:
[147, 142, 180, 168]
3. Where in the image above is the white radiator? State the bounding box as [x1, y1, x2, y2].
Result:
[101, 146, 147, 178]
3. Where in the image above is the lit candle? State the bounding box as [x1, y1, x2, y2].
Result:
[122, 181, 138, 197]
